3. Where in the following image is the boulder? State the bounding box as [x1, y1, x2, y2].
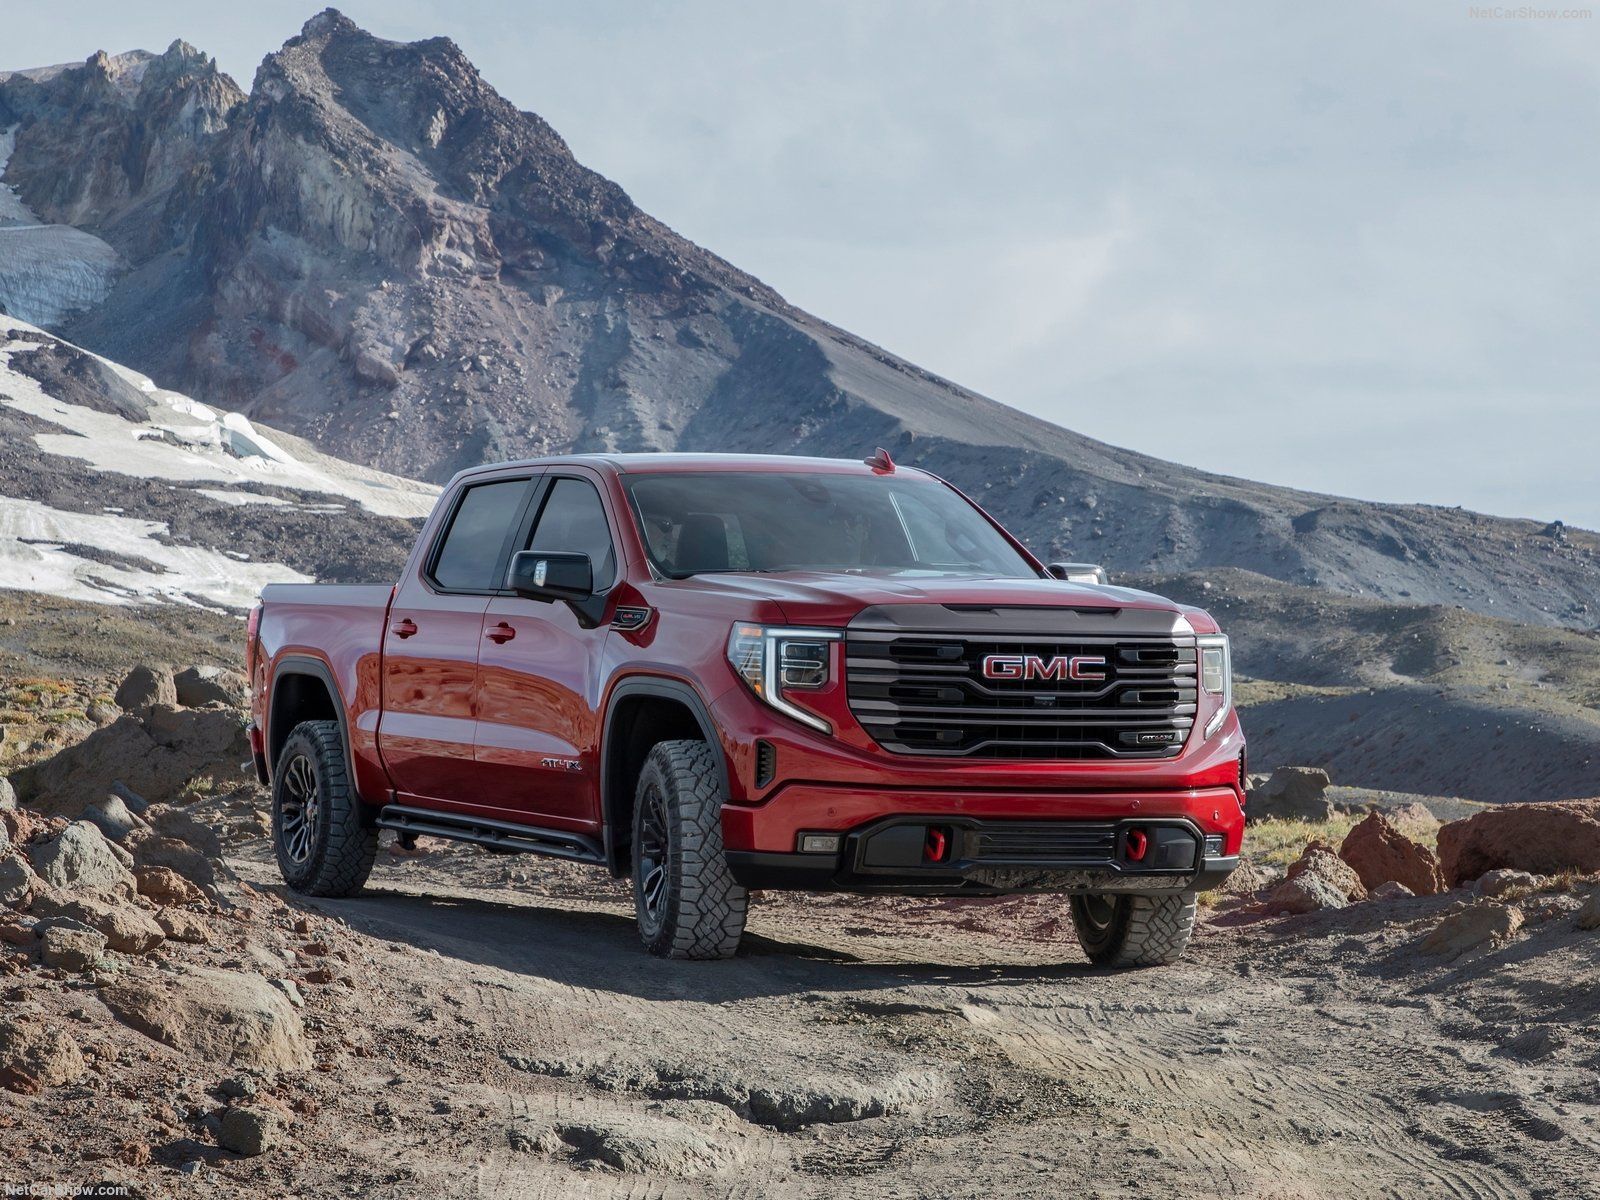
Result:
[1418, 903, 1523, 960]
[174, 666, 247, 709]
[27, 822, 136, 899]
[40, 925, 108, 972]
[0, 1018, 85, 1093]
[135, 865, 204, 906]
[1438, 800, 1600, 886]
[115, 665, 177, 713]
[0, 854, 35, 908]
[128, 834, 220, 893]
[29, 891, 165, 954]
[1285, 844, 1367, 901]
[12, 706, 250, 817]
[1339, 812, 1445, 895]
[99, 967, 314, 1070]
[1248, 767, 1334, 822]
[147, 806, 223, 858]
[156, 909, 211, 944]
[219, 1104, 289, 1156]
[1267, 872, 1349, 914]
[0, 776, 15, 810]
[1373, 881, 1415, 900]
[81, 795, 148, 843]
[1576, 890, 1600, 931]
[1473, 868, 1542, 898]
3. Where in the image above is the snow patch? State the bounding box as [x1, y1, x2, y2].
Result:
[0, 494, 312, 610]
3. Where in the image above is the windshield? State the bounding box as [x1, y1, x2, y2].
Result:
[624, 471, 1040, 579]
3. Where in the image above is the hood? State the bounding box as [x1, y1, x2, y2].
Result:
[665, 571, 1201, 628]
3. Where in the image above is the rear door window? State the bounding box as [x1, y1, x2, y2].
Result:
[430, 478, 532, 592]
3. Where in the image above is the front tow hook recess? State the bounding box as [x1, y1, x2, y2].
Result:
[1125, 828, 1149, 863]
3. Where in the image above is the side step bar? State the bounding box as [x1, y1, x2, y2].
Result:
[375, 804, 605, 865]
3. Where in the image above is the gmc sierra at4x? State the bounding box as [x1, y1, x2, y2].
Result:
[247, 451, 1244, 964]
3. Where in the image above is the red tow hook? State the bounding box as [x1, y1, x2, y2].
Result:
[924, 827, 950, 864]
[1125, 828, 1149, 863]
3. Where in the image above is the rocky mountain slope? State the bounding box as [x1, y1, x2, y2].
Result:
[2, 10, 1597, 630]
[0, 314, 432, 612]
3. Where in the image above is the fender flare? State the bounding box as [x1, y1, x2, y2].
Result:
[267, 654, 358, 789]
[599, 676, 728, 876]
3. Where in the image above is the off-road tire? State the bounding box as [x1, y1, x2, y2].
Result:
[631, 739, 748, 960]
[272, 720, 378, 898]
[1069, 891, 1197, 967]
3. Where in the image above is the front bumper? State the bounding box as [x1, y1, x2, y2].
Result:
[726, 812, 1239, 896]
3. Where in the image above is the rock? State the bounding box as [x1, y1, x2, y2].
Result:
[1373, 881, 1415, 900]
[81, 795, 148, 843]
[147, 806, 223, 857]
[1418, 903, 1523, 960]
[1474, 869, 1542, 898]
[128, 834, 220, 893]
[100, 967, 314, 1070]
[27, 822, 136, 899]
[219, 1104, 289, 1156]
[0, 776, 15, 810]
[12, 706, 250, 817]
[552, 1114, 739, 1177]
[0, 854, 36, 908]
[1266, 872, 1350, 914]
[40, 925, 108, 972]
[272, 978, 305, 1008]
[29, 891, 165, 954]
[1573, 890, 1600, 931]
[174, 665, 247, 709]
[1285, 844, 1367, 901]
[135, 865, 204, 906]
[1389, 802, 1437, 827]
[1248, 767, 1334, 822]
[155, 909, 212, 944]
[0, 917, 36, 946]
[0, 1018, 85, 1092]
[1439, 801, 1600, 886]
[115, 664, 177, 712]
[1219, 859, 1283, 897]
[1339, 812, 1445, 895]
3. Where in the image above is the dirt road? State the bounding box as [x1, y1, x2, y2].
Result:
[236, 840, 1599, 1200]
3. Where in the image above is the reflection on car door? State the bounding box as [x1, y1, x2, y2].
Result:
[379, 475, 535, 808]
[474, 473, 617, 831]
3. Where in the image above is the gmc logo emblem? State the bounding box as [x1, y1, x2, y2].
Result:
[982, 654, 1107, 681]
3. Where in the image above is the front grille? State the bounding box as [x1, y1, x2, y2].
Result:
[971, 822, 1118, 863]
[846, 631, 1197, 759]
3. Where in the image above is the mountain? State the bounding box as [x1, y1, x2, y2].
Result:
[2, 10, 1598, 631]
[0, 313, 431, 612]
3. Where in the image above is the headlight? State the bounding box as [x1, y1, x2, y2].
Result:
[1197, 633, 1232, 738]
[727, 623, 842, 733]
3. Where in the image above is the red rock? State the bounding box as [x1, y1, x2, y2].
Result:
[1437, 800, 1600, 887]
[1284, 845, 1367, 901]
[1339, 812, 1445, 895]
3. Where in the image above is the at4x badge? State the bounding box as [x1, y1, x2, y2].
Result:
[980, 653, 1107, 682]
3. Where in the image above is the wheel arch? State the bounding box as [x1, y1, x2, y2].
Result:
[267, 655, 357, 789]
[600, 677, 728, 877]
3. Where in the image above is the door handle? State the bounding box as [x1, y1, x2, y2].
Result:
[391, 618, 418, 639]
[485, 621, 516, 645]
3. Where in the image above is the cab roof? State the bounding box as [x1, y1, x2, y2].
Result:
[455, 451, 929, 480]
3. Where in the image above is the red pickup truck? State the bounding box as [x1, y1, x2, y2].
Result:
[247, 452, 1243, 964]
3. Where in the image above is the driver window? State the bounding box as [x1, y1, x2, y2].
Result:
[526, 477, 617, 590]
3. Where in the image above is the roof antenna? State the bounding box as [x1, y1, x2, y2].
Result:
[864, 447, 895, 474]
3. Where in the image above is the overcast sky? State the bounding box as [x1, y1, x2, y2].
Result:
[9, 3, 1600, 527]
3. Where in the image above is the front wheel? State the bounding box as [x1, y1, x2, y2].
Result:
[272, 720, 378, 897]
[631, 740, 748, 960]
[1070, 891, 1197, 967]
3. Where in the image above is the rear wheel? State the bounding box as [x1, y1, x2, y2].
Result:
[1070, 891, 1197, 967]
[631, 740, 747, 960]
[272, 720, 378, 897]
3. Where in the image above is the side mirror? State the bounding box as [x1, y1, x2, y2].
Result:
[509, 550, 593, 602]
[1047, 562, 1109, 585]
